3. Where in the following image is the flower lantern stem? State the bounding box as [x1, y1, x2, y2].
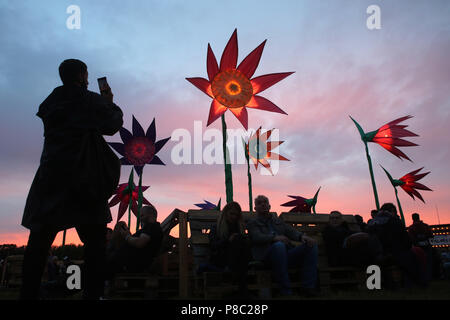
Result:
[364, 142, 380, 211]
[245, 147, 253, 213]
[394, 187, 406, 227]
[62, 229, 66, 247]
[136, 173, 143, 232]
[221, 114, 233, 203]
[128, 197, 132, 230]
[127, 168, 135, 229]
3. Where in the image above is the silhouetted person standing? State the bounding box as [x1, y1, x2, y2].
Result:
[408, 213, 434, 281]
[20, 59, 123, 299]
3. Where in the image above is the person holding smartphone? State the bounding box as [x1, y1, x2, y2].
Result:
[20, 59, 123, 300]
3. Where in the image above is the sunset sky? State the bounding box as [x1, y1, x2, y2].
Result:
[1, 0, 449, 246]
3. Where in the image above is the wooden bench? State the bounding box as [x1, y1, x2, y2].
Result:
[186, 210, 279, 299]
[180, 210, 366, 298]
[279, 212, 366, 292]
[1, 255, 24, 288]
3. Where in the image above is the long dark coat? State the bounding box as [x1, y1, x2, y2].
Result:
[22, 85, 123, 231]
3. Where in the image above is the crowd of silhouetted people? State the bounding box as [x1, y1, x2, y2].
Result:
[322, 204, 441, 289]
[13, 195, 449, 300]
[15, 59, 449, 300]
[197, 196, 446, 298]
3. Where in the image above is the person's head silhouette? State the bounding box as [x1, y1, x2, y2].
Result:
[59, 59, 88, 88]
[412, 213, 420, 222]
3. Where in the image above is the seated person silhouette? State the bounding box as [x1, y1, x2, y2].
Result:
[367, 203, 425, 287]
[106, 205, 163, 276]
[322, 211, 355, 267]
[206, 201, 252, 297]
[247, 195, 318, 297]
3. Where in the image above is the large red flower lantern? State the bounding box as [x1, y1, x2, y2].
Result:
[186, 29, 293, 130]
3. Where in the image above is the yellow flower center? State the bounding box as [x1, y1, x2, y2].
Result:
[211, 69, 253, 108]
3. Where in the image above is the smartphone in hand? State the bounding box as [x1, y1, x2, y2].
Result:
[97, 76, 109, 93]
[97, 76, 113, 102]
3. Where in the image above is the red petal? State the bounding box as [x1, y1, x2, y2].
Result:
[109, 195, 120, 207]
[412, 172, 430, 182]
[246, 95, 287, 115]
[251, 156, 259, 170]
[401, 169, 430, 183]
[386, 115, 413, 126]
[229, 107, 248, 130]
[220, 29, 238, 71]
[259, 159, 273, 175]
[401, 168, 424, 180]
[377, 116, 413, 133]
[267, 152, 289, 161]
[251, 72, 294, 94]
[207, 44, 219, 81]
[131, 202, 138, 217]
[237, 40, 266, 79]
[260, 129, 273, 142]
[250, 127, 262, 142]
[207, 100, 228, 127]
[411, 189, 425, 203]
[281, 199, 300, 207]
[374, 142, 412, 161]
[400, 185, 416, 200]
[412, 182, 432, 191]
[376, 127, 418, 138]
[117, 201, 128, 222]
[186, 77, 213, 98]
[267, 141, 283, 151]
[401, 184, 414, 194]
[372, 137, 418, 147]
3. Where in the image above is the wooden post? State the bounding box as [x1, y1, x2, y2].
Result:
[178, 210, 188, 298]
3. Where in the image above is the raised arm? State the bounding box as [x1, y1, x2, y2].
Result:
[89, 92, 124, 136]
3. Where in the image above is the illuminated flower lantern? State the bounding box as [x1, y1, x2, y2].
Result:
[109, 180, 152, 222]
[350, 115, 418, 210]
[186, 29, 293, 130]
[246, 127, 289, 175]
[187, 29, 294, 204]
[194, 199, 221, 211]
[281, 187, 321, 214]
[381, 166, 432, 225]
[108, 116, 170, 176]
[243, 127, 289, 212]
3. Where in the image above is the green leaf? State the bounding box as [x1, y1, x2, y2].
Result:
[216, 198, 222, 211]
[380, 165, 395, 186]
[364, 130, 378, 142]
[312, 186, 321, 204]
[349, 116, 367, 142]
